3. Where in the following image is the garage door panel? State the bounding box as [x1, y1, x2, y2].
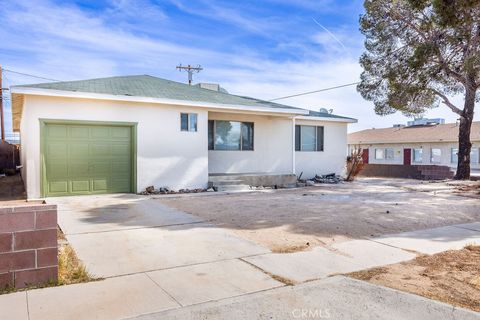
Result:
[111, 127, 131, 139]
[71, 180, 90, 193]
[44, 123, 133, 197]
[69, 143, 89, 158]
[90, 144, 111, 157]
[91, 127, 110, 139]
[110, 183, 130, 193]
[69, 126, 90, 139]
[47, 143, 68, 159]
[46, 161, 68, 179]
[68, 162, 89, 177]
[48, 181, 68, 194]
[47, 125, 67, 139]
[92, 179, 108, 191]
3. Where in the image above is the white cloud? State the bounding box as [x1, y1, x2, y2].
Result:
[1, 0, 476, 135]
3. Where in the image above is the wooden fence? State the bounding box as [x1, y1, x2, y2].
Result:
[0, 142, 20, 171]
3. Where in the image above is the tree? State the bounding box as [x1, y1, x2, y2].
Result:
[357, 0, 480, 179]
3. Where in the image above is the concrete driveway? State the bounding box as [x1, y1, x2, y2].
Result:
[51, 194, 272, 278]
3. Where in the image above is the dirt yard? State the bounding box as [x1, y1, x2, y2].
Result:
[158, 178, 480, 253]
[348, 245, 480, 312]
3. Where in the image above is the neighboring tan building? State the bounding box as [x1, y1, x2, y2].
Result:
[10, 75, 356, 199]
[348, 120, 480, 178]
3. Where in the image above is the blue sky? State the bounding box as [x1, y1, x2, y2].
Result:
[0, 0, 474, 134]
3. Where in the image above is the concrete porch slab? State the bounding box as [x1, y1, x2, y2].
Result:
[1, 291, 28, 320]
[50, 195, 204, 235]
[67, 223, 269, 278]
[129, 276, 480, 320]
[27, 273, 179, 320]
[146, 259, 283, 306]
[373, 225, 480, 254]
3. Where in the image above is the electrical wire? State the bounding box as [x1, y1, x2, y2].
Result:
[3, 68, 60, 82]
[269, 82, 360, 101]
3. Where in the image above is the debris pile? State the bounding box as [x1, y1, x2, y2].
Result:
[311, 173, 342, 184]
[140, 186, 214, 195]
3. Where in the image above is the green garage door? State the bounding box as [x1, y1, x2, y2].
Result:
[42, 122, 134, 197]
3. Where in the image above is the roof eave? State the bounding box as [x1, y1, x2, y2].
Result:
[10, 86, 309, 116]
[296, 115, 357, 123]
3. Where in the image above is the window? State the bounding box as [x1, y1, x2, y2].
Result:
[451, 148, 458, 163]
[208, 120, 254, 151]
[375, 149, 384, 160]
[472, 148, 479, 164]
[385, 148, 394, 160]
[430, 148, 442, 163]
[413, 148, 423, 163]
[295, 125, 324, 151]
[180, 113, 197, 132]
[451, 147, 479, 164]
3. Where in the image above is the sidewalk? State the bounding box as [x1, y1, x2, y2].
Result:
[2, 222, 479, 320]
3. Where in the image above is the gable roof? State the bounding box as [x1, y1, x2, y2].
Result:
[13, 75, 304, 112]
[348, 122, 480, 144]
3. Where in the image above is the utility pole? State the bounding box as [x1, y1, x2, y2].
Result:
[0, 65, 4, 143]
[176, 64, 203, 85]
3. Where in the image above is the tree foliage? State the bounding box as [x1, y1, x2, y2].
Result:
[358, 0, 480, 179]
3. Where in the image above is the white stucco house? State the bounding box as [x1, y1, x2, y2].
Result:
[10, 75, 356, 199]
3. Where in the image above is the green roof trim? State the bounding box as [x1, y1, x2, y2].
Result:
[306, 110, 357, 121]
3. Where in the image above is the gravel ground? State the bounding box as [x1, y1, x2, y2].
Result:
[158, 178, 480, 252]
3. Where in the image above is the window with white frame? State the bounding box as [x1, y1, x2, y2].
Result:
[451, 147, 479, 164]
[413, 148, 423, 163]
[375, 148, 384, 159]
[430, 148, 442, 163]
[451, 148, 458, 163]
[208, 120, 254, 151]
[295, 125, 324, 151]
[180, 113, 198, 132]
[385, 148, 394, 160]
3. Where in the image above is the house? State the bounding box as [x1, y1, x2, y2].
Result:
[348, 120, 480, 179]
[10, 75, 356, 199]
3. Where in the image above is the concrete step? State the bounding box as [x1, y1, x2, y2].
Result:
[215, 184, 251, 192]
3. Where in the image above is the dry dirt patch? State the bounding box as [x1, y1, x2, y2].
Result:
[348, 246, 480, 312]
[158, 180, 480, 253]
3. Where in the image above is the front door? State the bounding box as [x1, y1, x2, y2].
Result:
[362, 148, 369, 164]
[403, 148, 412, 165]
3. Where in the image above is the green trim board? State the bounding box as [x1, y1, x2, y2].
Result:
[40, 119, 137, 197]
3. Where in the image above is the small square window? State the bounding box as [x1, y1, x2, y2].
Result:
[375, 149, 384, 160]
[385, 148, 394, 160]
[180, 113, 197, 132]
[413, 149, 423, 163]
[430, 148, 442, 163]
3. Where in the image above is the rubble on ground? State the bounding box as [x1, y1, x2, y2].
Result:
[311, 173, 342, 184]
[140, 186, 210, 195]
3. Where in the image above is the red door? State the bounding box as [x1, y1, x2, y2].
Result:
[404, 148, 411, 165]
[362, 149, 369, 164]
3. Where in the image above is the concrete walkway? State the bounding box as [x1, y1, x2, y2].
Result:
[129, 276, 480, 320]
[2, 194, 479, 319]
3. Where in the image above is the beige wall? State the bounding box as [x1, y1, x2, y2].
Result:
[295, 119, 348, 179]
[208, 112, 294, 174]
[20, 95, 209, 199]
[350, 142, 480, 170]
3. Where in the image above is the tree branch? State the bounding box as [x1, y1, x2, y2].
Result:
[430, 89, 463, 115]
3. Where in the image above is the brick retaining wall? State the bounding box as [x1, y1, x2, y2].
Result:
[359, 164, 454, 180]
[0, 203, 58, 289]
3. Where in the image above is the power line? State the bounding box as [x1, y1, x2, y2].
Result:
[3, 68, 60, 82]
[269, 81, 360, 101]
